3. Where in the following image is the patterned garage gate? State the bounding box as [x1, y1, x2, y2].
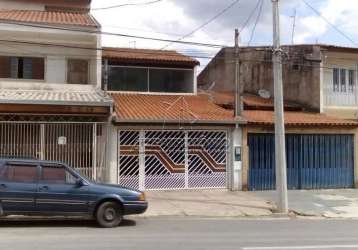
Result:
[248, 134, 354, 190]
[118, 130, 228, 190]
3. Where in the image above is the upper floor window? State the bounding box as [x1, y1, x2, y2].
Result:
[0, 56, 44, 80]
[67, 59, 89, 85]
[333, 67, 355, 93]
[107, 66, 194, 93]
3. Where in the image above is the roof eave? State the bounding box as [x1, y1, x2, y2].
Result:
[0, 99, 113, 107]
[0, 19, 100, 30]
[246, 122, 358, 127]
[103, 57, 199, 67]
[114, 118, 247, 125]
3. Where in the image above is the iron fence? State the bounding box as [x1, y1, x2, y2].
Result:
[0, 122, 107, 182]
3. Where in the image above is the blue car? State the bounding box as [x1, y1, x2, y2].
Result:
[0, 158, 147, 228]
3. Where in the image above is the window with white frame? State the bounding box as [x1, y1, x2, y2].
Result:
[333, 67, 356, 93]
[107, 66, 194, 93]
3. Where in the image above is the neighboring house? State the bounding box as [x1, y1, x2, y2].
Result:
[199, 44, 358, 191]
[198, 44, 358, 119]
[102, 47, 244, 191]
[0, 0, 111, 181]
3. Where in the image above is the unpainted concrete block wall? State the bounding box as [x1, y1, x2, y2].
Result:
[198, 45, 322, 111]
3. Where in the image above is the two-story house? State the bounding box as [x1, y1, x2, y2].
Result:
[102, 47, 245, 191]
[0, 0, 112, 181]
[198, 44, 358, 191]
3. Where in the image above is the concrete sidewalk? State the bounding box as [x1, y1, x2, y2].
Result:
[134, 189, 274, 218]
[255, 189, 358, 218]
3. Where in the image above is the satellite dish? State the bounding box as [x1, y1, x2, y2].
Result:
[258, 89, 271, 99]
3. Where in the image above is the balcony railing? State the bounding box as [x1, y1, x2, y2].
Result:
[324, 87, 358, 106]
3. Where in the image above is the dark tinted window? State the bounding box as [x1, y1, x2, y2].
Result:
[41, 166, 77, 184]
[106, 66, 194, 93]
[149, 69, 194, 93]
[108, 67, 147, 91]
[0, 56, 44, 80]
[5, 165, 37, 183]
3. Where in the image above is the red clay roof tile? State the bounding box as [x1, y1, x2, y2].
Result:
[110, 93, 357, 127]
[111, 93, 241, 124]
[243, 110, 358, 127]
[103, 47, 200, 67]
[200, 91, 301, 110]
[0, 10, 98, 27]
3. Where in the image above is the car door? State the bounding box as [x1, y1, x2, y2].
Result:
[0, 161, 38, 213]
[36, 164, 89, 214]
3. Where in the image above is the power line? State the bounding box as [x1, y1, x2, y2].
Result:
[0, 21, 226, 48]
[239, 0, 262, 33]
[160, 0, 242, 50]
[0, 36, 220, 60]
[248, 0, 264, 46]
[92, 0, 164, 11]
[0, 38, 219, 60]
[301, 0, 358, 47]
[100, 24, 185, 37]
[1, 33, 358, 74]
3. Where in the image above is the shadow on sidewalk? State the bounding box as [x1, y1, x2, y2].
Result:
[151, 197, 274, 211]
[0, 218, 137, 228]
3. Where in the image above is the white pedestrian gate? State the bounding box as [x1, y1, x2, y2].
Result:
[118, 130, 228, 190]
[0, 122, 107, 182]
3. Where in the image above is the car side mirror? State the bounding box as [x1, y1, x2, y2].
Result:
[75, 179, 85, 187]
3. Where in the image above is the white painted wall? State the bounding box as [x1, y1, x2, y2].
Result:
[230, 126, 243, 191]
[46, 56, 67, 84]
[0, 23, 101, 91]
[322, 51, 358, 118]
[193, 65, 198, 95]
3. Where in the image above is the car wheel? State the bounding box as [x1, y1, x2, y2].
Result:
[96, 201, 123, 228]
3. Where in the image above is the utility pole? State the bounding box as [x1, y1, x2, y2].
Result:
[234, 28, 241, 117]
[272, 0, 288, 213]
[232, 28, 242, 191]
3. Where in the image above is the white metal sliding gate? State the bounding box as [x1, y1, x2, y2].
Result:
[118, 130, 228, 190]
[0, 122, 107, 182]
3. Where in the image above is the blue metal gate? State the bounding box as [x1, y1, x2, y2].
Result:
[248, 134, 354, 190]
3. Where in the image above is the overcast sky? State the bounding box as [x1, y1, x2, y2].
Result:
[91, 0, 358, 69]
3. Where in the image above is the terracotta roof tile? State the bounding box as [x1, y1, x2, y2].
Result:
[110, 93, 356, 127]
[0, 10, 98, 27]
[111, 93, 242, 124]
[103, 47, 200, 67]
[200, 91, 301, 110]
[243, 110, 358, 127]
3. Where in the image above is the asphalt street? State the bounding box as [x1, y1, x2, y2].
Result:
[1, 217, 358, 250]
